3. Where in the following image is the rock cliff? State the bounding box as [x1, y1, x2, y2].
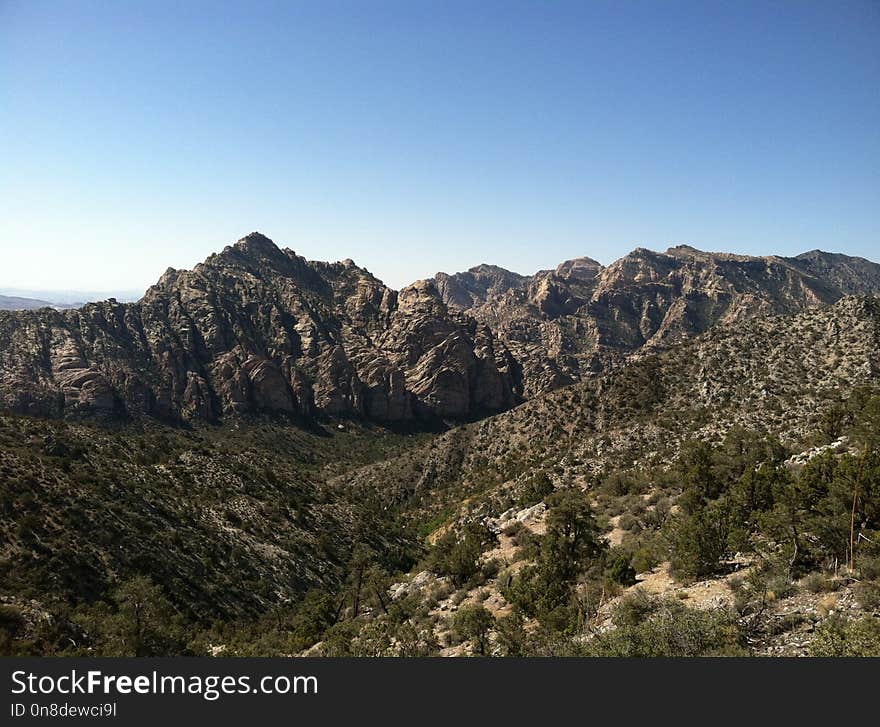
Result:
[0, 233, 521, 424]
[433, 245, 880, 394]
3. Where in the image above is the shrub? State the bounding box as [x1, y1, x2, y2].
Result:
[502, 521, 524, 538]
[617, 513, 641, 533]
[731, 558, 796, 622]
[607, 553, 637, 586]
[511, 527, 538, 552]
[857, 556, 880, 581]
[631, 547, 660, 575]
[287, 589, 339, 651]
[581, 598, 744, 657]
[429, 523, 493, 587]
[809, 616, 880, 657]
[393, 622, 439, 657]
[517, 473, 554, 508]
[495, 611, 529, 656]
[481, 558, 501, 580]
[854, 580, 880, 611]
[452, 604, 496, 656]
[668, 499, 731, 580]
[802, 572, 836, 594]
[612, 588, 655, 628]
[318, 621, 362, 656]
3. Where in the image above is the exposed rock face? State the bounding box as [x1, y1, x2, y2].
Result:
[343, 295, 880, 500]
[2, 235, 878, 424]
[0, 233, 521, 424]
[433, 265, 530, 311]
[789, 249, 880, 295]
[433, 246, 880, 395]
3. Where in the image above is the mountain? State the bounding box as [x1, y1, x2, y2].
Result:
[0, 233, 520, 424]
[433, 245, 880, 395]
[321, 295, 880, 656]
[0, 295, 64, 311]
[345, 294, 880, 499]
[3, 236, 879, 425]
[2, 234, 879, 658]
[3, 293, 876, 656]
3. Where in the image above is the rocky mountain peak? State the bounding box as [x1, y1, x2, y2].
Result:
[233, 231, 282, 255]
[664, 243, 705, 256]
[219, 231, 294, 270]
[553, 256, 603, 281]
[466, 263, 522, 278]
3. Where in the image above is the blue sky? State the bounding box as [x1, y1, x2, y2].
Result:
[1, 0, 878, 293]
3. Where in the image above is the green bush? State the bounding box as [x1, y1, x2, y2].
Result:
[607, 553, 637, 586]
[495, 611, 529, 656]
[581, 597, 744, 657]
[502, 521, 524, 538]
[809, 616, 880, 657]
[668, 499, 731, 580]
[318, 621, 362, 656]
[428, 523, 494, 587]
[854, 580, 880, 611]
[617, 513, 641, 533]
[452, 604, 496, 656]
[393, 622, 439, 657]
[286, 589, 339, 651]
[802, 572, 836, 594]
[517, 472, 554, 508]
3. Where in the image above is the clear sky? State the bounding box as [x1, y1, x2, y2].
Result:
[1, 0, 878, 294]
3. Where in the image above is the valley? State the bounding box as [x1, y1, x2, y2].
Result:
[1, 234, 879, 657]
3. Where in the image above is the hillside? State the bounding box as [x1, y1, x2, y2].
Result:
[1, 237, 879, 657]
[305, 296, 880, 657]
[0, 295, 60, 311]
[0, 415, 434, 642]
[341, 295, 880, 510]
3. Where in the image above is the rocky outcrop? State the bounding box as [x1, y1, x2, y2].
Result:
[342, 295, 880, 504]
[3, 236, 878, 424]
[784, 437, 850, 471]
[0, 233, 521, 425]
[433, 246, 880, 395]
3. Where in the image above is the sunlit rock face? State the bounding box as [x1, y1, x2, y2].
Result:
[432, 245, 880, 395]
[0, 233, 521, 425]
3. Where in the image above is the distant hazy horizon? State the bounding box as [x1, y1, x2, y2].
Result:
[0, 286, 144, 305]
[2, 1, 878, 291]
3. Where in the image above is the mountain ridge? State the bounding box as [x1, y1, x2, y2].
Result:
[0, 233, 520, 425]
[2, 235, 880, 658]
[431, 244, 880, 395]
[1, 233, 879, 428]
